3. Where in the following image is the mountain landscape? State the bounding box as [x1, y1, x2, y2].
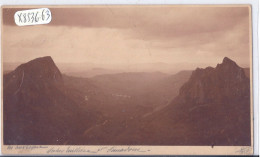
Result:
[3, 56, 251, 146]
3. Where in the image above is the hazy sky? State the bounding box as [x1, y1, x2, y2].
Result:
[2, 6, 251, 69]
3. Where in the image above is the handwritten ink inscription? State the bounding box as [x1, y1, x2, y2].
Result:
[14, 8, 52, 26]
[236, 147, 252, 154]
[46, 146, 150, 154]
[5, 145, 150, 154]
[5, 145, 253, 155]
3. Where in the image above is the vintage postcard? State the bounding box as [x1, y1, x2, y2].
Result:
[1, 5, 254, 155]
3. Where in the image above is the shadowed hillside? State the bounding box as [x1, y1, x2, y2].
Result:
[114, 57, 251, 145]
[3, 56, 251, 146]
[3, 57, 104, 144]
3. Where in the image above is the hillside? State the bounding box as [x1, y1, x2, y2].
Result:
[116, 57, 251, 145]
[3, 56, 251, 146]
[3, 57, 104, 144]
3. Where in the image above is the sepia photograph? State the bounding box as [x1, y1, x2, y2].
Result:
[1, 5, 253, 155]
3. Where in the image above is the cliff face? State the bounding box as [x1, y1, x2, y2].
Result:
[14, 56, 63, 81]
[3, 56, 101, 145]
[178, 57, 250, 104]
[135, 57, 251, 146]
[3, 56, 251, 146]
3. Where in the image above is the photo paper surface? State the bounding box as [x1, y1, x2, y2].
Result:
[1, 5, 254, 155]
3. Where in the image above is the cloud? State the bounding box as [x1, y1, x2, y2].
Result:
[3, 7, 249, 36]
[2, 6, 251, 69]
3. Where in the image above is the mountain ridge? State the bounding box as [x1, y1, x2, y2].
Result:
[177, 57, 250, 104]
[3, 56, 251, 146]
[135, 57, 251, 145]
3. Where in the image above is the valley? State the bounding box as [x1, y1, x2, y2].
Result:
[3, 56, 251, 146]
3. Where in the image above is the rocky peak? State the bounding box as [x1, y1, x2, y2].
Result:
[222, 57, 237, 65]
[9, 56, 63, 83]
[178, 57, 250, 104]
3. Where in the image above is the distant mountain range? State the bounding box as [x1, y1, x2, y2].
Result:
[5, 61, 249, 78]
[3, 56, 251, 145]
